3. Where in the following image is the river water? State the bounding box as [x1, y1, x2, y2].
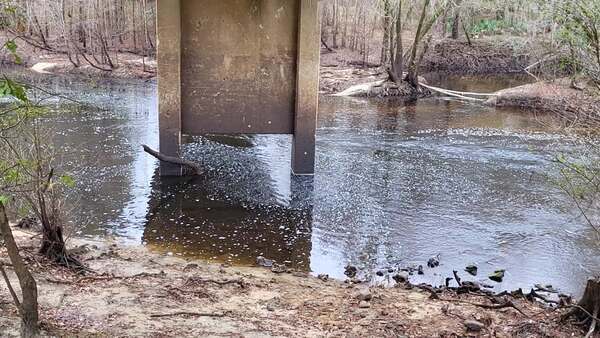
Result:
[11, 71, 600, 297]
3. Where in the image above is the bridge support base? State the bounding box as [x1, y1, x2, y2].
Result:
[157, 0, 319, 177]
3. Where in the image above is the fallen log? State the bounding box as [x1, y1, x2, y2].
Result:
[142, 145, 203, 175]
[333, 80, 387, 97]
[418, 82, 497, 101]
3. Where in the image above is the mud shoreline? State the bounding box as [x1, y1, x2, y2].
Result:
[0, 229, 587, 337]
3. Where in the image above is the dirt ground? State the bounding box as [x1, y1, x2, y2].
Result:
[0, 229, 587, 338]
[0, 35, 156, 80]
[319, 37, 549, 96]
[486, 78, 600, 126]
[421, 38, 536, 75]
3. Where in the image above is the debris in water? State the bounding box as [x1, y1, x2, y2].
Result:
[427, 255, 440, 268]
[534, 284, 557, 293]
[465, 264, 478, 276]
[489, 270, 505, 283]
[344, 265, 358, 278]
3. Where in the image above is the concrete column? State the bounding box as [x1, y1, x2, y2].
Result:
[292, 0, 320, 175]
[157, 0, 182, 176]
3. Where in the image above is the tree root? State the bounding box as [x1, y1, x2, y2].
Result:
[561, 278, 600, 336]
[585, 305, 599, 338]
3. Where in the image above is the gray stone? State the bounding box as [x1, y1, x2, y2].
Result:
[464, 320, 485, 332]
[465, 264, 478, 276]
[357, 288, 372, 301]
[393, 271, 410, 283]
[358, 301, 371, 309]
[271, 263, 287, 274]
[317, 274, 329, 281]
[489, 269, 505, 283]
[256, 256, 274, 268]
[427, 256, 440, 268]
[344, 265, 358, 278]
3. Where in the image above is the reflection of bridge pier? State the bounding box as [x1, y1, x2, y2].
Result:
[156, 0, 320, 176]
[142, 140, 315, 270]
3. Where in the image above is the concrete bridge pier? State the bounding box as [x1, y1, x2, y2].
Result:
[157, 0, 320, 177]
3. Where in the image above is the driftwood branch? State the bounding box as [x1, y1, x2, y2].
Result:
[142, 145, 203, 175]
[453, 299, 528, 317]
[150, 311, 230, 318]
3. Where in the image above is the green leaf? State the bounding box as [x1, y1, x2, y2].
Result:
[3, 40, 22, 64]
[60, 175, 76, 188]
[4, 40, 16, 53]
[0, 195, 9, 205]
[0, 78, 29, 102]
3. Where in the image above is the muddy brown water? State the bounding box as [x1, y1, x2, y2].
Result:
[6, 70, 599, 297]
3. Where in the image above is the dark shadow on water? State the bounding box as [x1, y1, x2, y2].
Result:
[143, 171, 314, 270]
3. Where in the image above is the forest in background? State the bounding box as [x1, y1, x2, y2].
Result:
[0, 0, 156, 70]
[0, 0, 596, 86]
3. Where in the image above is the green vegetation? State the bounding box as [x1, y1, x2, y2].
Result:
[0, 41, 74, 263]
[468, 18, 527, 36]
[551, 0, 600, 84]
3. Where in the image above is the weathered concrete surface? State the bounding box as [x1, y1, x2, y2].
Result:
[181, 0, 298, 135]
[292, 0, 320, 174]
[157, 0, 182, 176]
[157, 0, 320, 175]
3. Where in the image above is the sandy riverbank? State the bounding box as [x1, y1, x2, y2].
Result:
[0, 229, 586, 337]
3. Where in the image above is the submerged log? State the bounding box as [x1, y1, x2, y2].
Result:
[142, 145, 203, 175]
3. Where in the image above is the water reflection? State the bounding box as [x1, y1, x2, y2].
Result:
[143, 171, 314, 270]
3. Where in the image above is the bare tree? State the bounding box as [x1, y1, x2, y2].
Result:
[1, 202, 40, 338]
[451, 0, 463, 39]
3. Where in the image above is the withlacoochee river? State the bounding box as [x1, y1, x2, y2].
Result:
[11, 69, 598, 297]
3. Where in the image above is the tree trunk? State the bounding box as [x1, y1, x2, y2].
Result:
[39, 222, 66, 260]
[332, 0, 338, 48]
[380, 0, 391, 66]
[407, 0, 429, 87]
[451, 0, 463, 39]
[391, 0, 404, 83]
[341, 4, 348, 48]
[563, 278, 600, 338]
[0, 202, 40, 337]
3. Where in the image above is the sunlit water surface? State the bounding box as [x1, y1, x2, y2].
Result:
[10, 71, 599, 297]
